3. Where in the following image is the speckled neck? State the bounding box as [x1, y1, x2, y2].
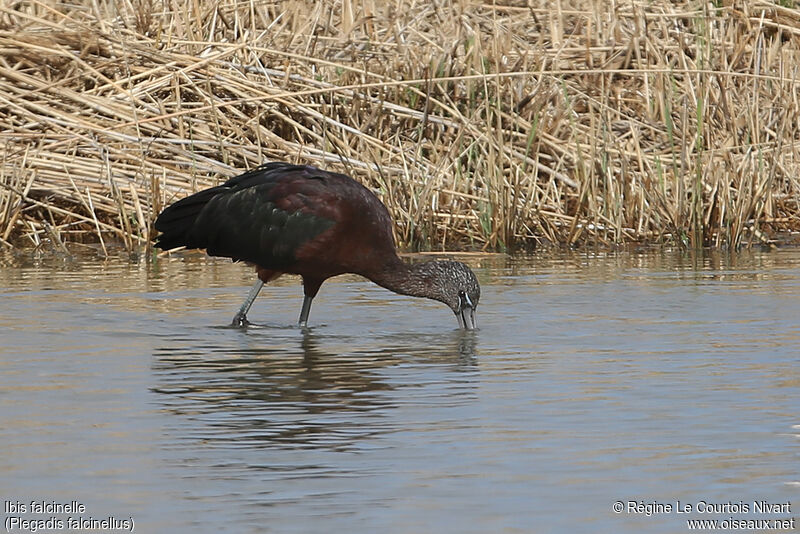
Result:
[367, 256, 448, 303]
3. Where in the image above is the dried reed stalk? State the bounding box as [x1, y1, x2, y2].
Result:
[1, 0, 799, 253]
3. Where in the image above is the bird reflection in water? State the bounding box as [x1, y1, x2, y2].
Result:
[151, 329, 478, 451]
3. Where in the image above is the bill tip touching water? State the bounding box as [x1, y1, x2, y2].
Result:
[154, 161, 480, 330]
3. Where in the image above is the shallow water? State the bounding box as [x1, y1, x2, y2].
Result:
[1, 248, 798, 533]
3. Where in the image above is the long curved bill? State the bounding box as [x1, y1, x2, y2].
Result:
[456, 305, 477, 330]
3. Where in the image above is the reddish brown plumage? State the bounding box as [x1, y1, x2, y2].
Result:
[155, 162, 480, 328]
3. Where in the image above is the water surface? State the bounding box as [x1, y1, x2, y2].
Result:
[1, 248, 798, 533]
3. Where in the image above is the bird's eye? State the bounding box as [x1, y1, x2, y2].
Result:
[457, 290, 473, 309]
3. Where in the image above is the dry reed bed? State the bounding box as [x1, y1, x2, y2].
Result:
[1, 0, 800, 252]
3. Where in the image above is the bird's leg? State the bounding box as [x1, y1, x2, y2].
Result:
[298, 295, 313, 328]
[231, 280, 264, 327]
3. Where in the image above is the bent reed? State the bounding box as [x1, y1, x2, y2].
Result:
[1, 0, 799, 253]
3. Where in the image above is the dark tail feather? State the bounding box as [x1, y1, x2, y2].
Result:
[154, 187, 223, 250]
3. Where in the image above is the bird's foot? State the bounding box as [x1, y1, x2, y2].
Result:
[231, 312, 251, 328]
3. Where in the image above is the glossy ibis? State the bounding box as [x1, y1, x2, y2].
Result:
[154, 162, 480, 329]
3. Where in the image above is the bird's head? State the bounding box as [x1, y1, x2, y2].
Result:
[429, 260, 480, 330]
